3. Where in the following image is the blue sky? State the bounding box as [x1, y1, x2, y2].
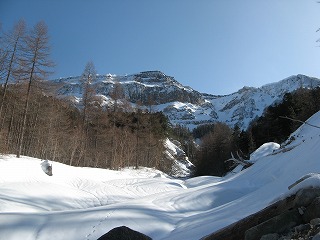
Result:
[1, 0, 320, 94]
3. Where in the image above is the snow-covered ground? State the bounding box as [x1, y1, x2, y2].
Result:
[1, 112, 320, 240]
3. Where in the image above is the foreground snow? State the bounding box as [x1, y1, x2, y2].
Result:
[1, 112, 320, 240]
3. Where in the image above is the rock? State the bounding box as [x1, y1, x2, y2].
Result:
[298, 206, 306, 215]
[245, 209, 303, 240]
[294, 223, 311, 233]
[303, 197, 320, 223]
[311, 218, 320, 226]
[97, 226, 152, 240]
[204, 187, 320, 240]
[293, 188, 320, 208]
[260, 233, 279, 240]
[40, 160, 52, 176]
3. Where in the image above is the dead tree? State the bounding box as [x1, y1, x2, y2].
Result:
[226, 151, 253, 169]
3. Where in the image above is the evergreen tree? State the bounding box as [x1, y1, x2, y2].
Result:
[195, 122, 234, 176]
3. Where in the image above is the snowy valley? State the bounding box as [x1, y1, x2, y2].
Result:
[1, 110, 320, 239]
[2, 3, 320, 239]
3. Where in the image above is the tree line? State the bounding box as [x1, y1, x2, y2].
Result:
[0, 83, 170, 171]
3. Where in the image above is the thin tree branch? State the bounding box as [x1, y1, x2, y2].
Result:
[279, 116, 320, 129]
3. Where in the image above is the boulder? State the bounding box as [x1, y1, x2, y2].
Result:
[97, 226, 152, 240]
[293, 188, 320, 208]
[245, 209, 302, 240]
[310, 218, 320, 226]
[40, 160, 52, 176]
[303, 197, 320, 223]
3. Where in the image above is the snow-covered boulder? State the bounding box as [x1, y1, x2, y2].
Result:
[40, 160, 52, 176]
[250, 142, 280, 163]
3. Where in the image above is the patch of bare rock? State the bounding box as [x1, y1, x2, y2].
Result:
[202, 187, 320, 240]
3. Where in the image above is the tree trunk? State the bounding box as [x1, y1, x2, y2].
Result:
[17, 67, 33, 158]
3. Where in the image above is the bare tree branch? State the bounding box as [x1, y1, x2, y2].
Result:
[279, 116, 320, 129]
[225, 151, 253, 168]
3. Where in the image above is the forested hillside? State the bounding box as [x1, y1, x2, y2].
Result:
[0, 84, 171, 172]
[193, 87, 320, 177]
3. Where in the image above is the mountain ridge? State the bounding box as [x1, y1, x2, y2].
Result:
[49, 72, 320, 129]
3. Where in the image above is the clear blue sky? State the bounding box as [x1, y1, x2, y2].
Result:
[1, 0, 320, 95]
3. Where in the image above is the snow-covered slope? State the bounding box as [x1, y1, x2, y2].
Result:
[1, 111, 320, 240]
[50, 72, 320, 129]
[205, 74, 320, 129]
[164, 138, 194, 178]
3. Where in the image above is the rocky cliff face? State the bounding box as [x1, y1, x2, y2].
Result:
[51, 72, 320, 130]
[54, 71, 205, 106]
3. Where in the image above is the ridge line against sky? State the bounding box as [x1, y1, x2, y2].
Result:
[1, 0, 320, 95]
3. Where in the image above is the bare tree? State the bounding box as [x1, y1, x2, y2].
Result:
[16, 21, 54, 158]
[0, 20, 26, 126]
[81, 61, 97, 124]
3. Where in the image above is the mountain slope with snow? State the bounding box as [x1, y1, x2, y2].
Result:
[1, 110, 320, 239]
[51, 72, 320, 129]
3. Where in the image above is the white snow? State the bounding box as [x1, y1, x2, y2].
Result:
[250, 142, 280, 162]
[1, 111, 320, 239]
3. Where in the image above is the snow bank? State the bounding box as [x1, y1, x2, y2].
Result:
[250, 142, 280, 162]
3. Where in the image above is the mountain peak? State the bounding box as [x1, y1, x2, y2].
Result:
[136, 70, 166, 79]
[53, 71, 205, 106]
[237, 86, 257, 94]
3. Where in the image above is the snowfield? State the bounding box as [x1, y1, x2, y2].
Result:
[1, 112, 320, 240]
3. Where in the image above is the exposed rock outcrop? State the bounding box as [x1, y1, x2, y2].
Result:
[202, 187, 320, 240]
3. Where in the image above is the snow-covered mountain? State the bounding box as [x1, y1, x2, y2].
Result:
[1, 110, 320, 240]
[51, 72, 320, 129]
